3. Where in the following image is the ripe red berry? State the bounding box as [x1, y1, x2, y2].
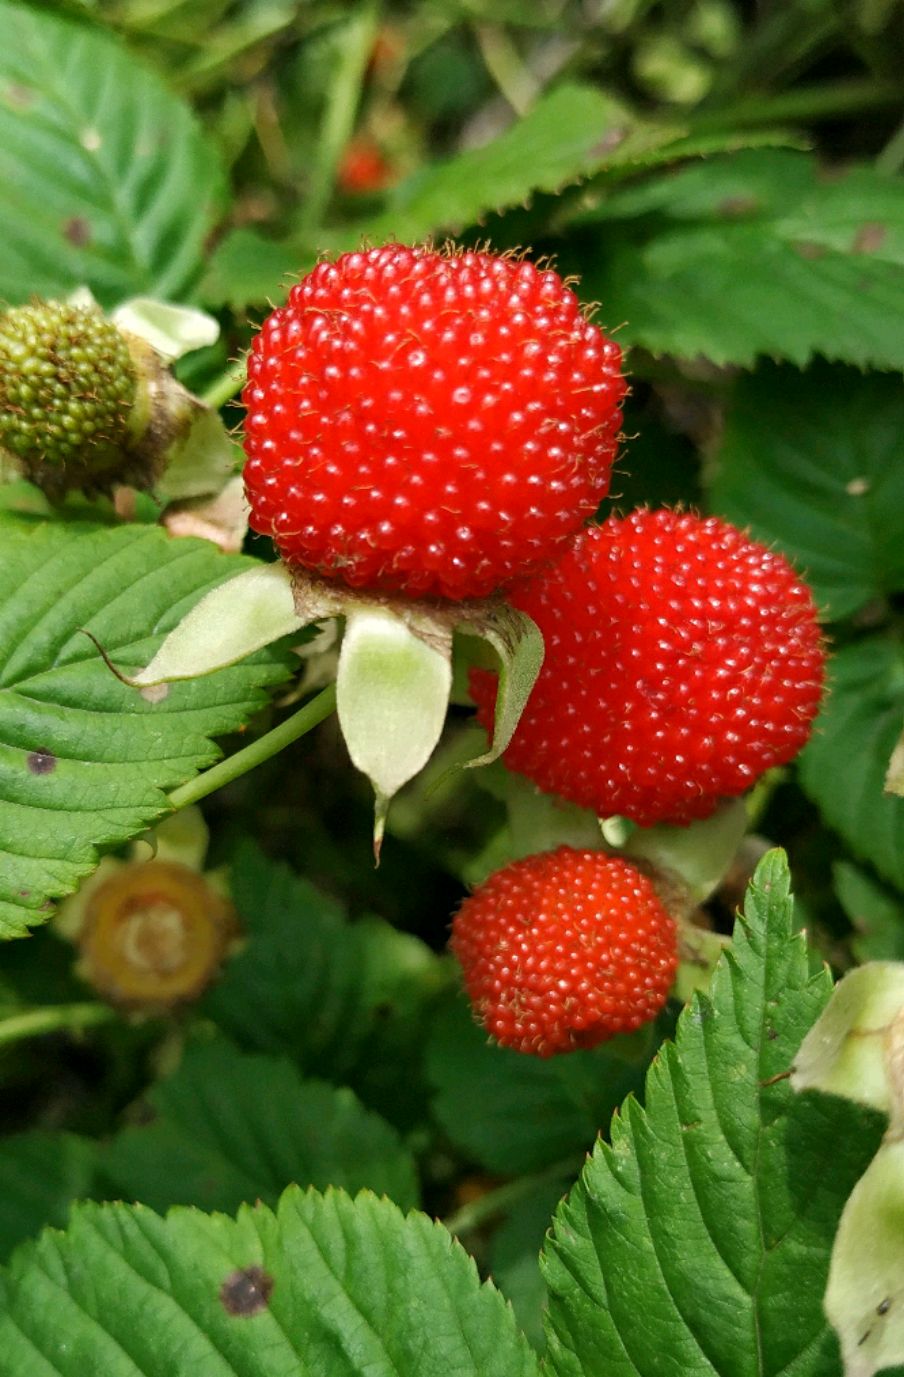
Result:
[242, 244, 625, 600]
[450, 847, 677, 1057]
[470, 509, 826, 825]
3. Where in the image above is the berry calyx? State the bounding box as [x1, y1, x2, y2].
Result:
[470, 509, 826, 826]
[242, 243, 625, 600]
[450, 846, 678, 1057]
[0, 300, 138, 496]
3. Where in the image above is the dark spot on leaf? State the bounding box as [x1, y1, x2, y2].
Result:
[2, 82, 33, 111]
[852, 222, 887, 255]
[63, 216, 92, 247]
[793, 241, 827, 260]
[718, 195, 760, 218]
[878, 1297, 891, 1315]
[591, 126, 628, 157]
[27, 748, 57, 775]
[220, 1266, 274, 1317]
[766, 1025, 777, 1040]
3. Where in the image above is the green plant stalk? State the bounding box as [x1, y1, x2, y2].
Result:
[877, 116, 904, 174]
[692, 76, 901, 133]
[299, 0, 382, 235]
[200, 358, 248, 412]
[442, 1153, 585, 1236]
[167, 682, 338, 812]
[0, 1002, 118, 1048]
[473, 23, 539, 116]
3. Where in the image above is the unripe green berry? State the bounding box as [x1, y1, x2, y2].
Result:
[0, 300, 137, 495]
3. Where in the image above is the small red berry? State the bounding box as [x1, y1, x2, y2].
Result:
[450, 847, 677, 1057]
[470, 509, 826, 825]
[242, 244, 625, 600]
[337, 138, 395, 194]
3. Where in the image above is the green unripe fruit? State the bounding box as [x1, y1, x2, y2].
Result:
[0, 300, 138, 496]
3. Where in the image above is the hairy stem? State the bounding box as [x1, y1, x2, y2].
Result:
[442, 1154, 585, 1236]
[0, 1002, 118, 1048]
[299, 0, 382, 234]
[200, 358, 248, 412]
[166, 683, 338, 812]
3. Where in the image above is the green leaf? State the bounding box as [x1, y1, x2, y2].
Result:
[336, 86, 675, 248]
[0, 1, 227, 307]
[103, 1042, 419, 1214]
[202, 87, 759, 309]
[0, 1187, 540, 1376]
[0, 1132, 97, 1262]
[202, 843, 447, 1123]
[834, 861, 904, 963]
[580, 150, 904, 368]
[426, 995, 656, 1175]
[541, 850, 884, 1377]
[0, 519, 289, 937]
[710, 363, 904, 621]
[800, 637, 904, 892]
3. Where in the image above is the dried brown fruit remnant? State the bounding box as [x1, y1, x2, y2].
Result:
[77, 859, 237, 1011]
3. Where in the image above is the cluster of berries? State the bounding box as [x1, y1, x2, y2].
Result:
[244, 242, 825, 1057]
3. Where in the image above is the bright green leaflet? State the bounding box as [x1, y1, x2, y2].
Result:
[202, 843, 448, 1123]
[102, 1042, 419, 1214]
[0, 1187, 541, 1377]
[0, 1, 227, 306]
[580, 149, 904, 369]
[427, 996, 657, 1176]
[800, 637, 904, 893]
[710, 362, 904, 621]
[0, 519, 290, 937]
[541, 850, 883, 1377]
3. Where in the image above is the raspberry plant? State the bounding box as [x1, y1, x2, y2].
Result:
[1, 3, 904, 1375]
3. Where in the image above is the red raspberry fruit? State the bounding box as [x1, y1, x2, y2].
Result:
[450, 847, 677, 1056]
[242, 244, 625, 600]
[470, 509, 825, 826]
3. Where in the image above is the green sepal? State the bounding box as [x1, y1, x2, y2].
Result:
[336, 606, 453, 857]
[791, 962, 904, 1118]
[456, 601, 544, 768]
[130, 563, 307, 689]
[825, 1138, 904, 1377]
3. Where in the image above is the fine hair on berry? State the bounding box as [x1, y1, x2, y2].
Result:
[450, 846, 678, 1057]
[242, 243, 625, 600]
[470, 508, 826, 826]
